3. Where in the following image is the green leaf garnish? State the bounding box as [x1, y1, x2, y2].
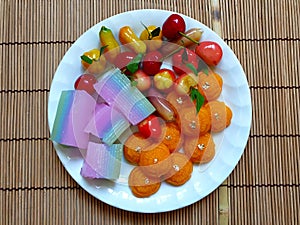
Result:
[130, 80, 138, 87]
[202, 68, 209, 75]
[181, 48, 188, 62]
[127, 75, 138, 87]
[186, 63, 198, 75]
[80, 55, 93, 64]
[127, 53, 143, 74]
[190, 87, 205, 113]
[197, 59, 208, 71]
[150, 27, 161, 38]
[100, 45, 108, 56]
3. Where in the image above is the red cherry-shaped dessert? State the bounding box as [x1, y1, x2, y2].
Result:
[74, 74, 98, 95]
[132, 69, 152, 92]
[172, 48, 199, 75]
[137, 115, 162, 139]
[142, 51, 163, 75]
[162, 14, 186, 40]
[113, 51, 137, 74]
[195, 41, 223, 66]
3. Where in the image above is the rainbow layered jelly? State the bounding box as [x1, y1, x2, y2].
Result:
[80, 142, 123, 179]
[50, 90, 96, 149]
[84, 103, 130, 146]
[94, 69, 155, 125]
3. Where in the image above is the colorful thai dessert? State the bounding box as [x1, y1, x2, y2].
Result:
[80, 142, 123, 179]
[50, 13, 233, 198]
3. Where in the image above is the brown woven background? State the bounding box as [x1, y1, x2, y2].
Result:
[0, 0, 299, 224]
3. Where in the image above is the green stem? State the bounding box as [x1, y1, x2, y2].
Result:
[140, 21, 152, 39]
[178, 31, 199, 45]
[100, 26, 110, 33]
[160, 45, 184, 62]
[80, 55, 93, 64]
[99, 45, 108, 56]
[121, 68, 128, 74]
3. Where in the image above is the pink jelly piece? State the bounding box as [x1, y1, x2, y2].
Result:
[50, 90, 96, 149]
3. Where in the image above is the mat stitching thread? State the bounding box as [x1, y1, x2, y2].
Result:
[0, 89, 50, 93]
[1, 135, 300, 142]
[0, 37, 299, 46]
[227, 184, 300, 188]
[1, 184, 299, 192]
[250, 86, 300, 89]
[0, 186, 80, 192]
[0, 137, 49, 142]
[0, 86, 299, 94]
[224, 37, 300, 42]
[0, 40, 74, 45]
[250, 134, 300, 138]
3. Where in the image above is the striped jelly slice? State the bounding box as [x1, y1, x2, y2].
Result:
[80, 142, 123, 180]
[84, 103, 130, 146]
[94, 68, 132, 105]
[112, 87, 155, 125]
[50, 90, 96, 149]
[102, 117, 130, 146]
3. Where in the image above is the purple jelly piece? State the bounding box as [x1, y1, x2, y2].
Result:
[80, 160, 103, 179]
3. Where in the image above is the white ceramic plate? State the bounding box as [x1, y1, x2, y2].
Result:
[48, 9, 252, 213]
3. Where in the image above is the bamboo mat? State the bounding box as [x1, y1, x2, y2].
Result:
[0, 0, 299, 224]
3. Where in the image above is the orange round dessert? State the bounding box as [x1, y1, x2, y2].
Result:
[198, 106, 211, 136]
[123, 132, 152, 164]
[165, 153, 193, 186]
[161, 122, 182, 153]
[197, 71, 222, 101]
[204, 100, 233, 133]
[128, 166, 161, 198]
[179, 106, 211, 137]
[139, 143, 171, 178]
[178, 107, 200, 137]
[183, 132, 215, 163]
[166, 91, 194, 115]
[214, 72, 223, 87]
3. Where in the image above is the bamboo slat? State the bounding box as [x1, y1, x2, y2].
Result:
[230, 186, 300, 225]
[0, 189, 219, 224]
[220, 0, 300, 39]
[0, 0, 213, 43]
[229, 136, 300, 186]
[0, 140, 76, 189]
[210, 0, 229, 224]
[0, 0, 300, 224]
[0, 92, 49, 139]
[250, 88, 300, 136]
[226, 40, 300, 87]
[0, 43, 71, 91]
